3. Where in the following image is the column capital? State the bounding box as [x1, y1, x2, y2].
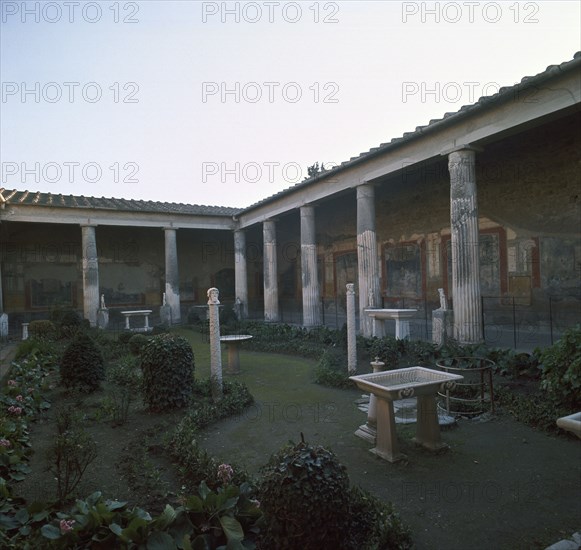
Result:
[441, 144, 484, 156]
[356, 182, 375, 200]
[163, 226, 177, 232]
[80, 223, 97, 228]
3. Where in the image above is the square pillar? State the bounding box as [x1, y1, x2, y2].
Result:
[263, 219, 279, 322]
[234, 229, 248, 319]
[164, 227, 181, 324]
[81, 224, 99, 327]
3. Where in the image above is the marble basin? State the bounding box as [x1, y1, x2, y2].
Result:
[350, 367, 463, 462]
[364, 308, 418, 321]
[350, 367, 463, 401]
[556, 412, 581, 439]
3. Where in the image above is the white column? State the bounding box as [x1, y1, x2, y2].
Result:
[357, 184, 381, 337]
[300, 205, 321, 327]
[263, 219, 279, 322]
[81, 225, 99, 327]
[164, 227, 181, 324]
[234, 229, 248, 319]
[448, 148, 483, 343]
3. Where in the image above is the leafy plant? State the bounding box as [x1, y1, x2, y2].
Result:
[259, 438, 350, 549]
[107, 355, 142, 392]
[47, 408, 98, 502]
[314, 348, 353, 388]
[60, 333, 105, 392]
[537, 325, 581, 409]
[141, 333, 195, 411]
[181, 477, 262, 549]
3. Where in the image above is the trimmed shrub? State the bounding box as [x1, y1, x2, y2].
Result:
[128, 333, 149, 356]
[347, 486, 413, 549]
[60, 333, 105, 392]
[28, 320, 56, 340]
[141, 333, 194, 411]
[50, 308, 83, 339]
[118, 331, 133, 345]
[259, 440, 350, 549]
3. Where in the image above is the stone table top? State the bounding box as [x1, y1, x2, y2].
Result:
[220, 335, 253, 343]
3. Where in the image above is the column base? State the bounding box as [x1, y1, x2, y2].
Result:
[370, 447, 407, 463]
[355, 423, 376, 444]
[412, 438, 449, 452]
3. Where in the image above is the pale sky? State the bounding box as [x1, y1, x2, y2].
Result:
[1, 1, 580, 207]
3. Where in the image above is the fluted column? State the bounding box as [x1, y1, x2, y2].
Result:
[81, 225, 99, 327]
[448, 148, 483, 343]
[234, 229, 248, 319]
[164, 227, 181, 324]
[263, 219, 279, 322]
[357, 184, 381, 337]
[300, 205, 321, 326]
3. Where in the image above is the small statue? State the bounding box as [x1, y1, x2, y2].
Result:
[100, 294, 106, 309]
[162, 292, 167, 306]
[438, 288, 448, 310]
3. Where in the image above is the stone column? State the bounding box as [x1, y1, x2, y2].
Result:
[346, 283, 357, 374]
[207, 287, 223, 401]
[448, 149, 483, 343]
[263, 219, 279, 322]
[356, 184, 381, 337]
[164, 227, 181, 324]
[81, 224, 99, 327]
[234, 229, 248, 319]
[300, 205, 321, 327]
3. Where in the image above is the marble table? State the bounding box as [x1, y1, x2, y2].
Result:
[365, 308, 418, 339]
[121, 310, 153, 332]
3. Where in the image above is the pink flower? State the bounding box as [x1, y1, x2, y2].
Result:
[0, 439, 11, 448]
[7, 380, 17, 387]
[59, 519, 75, 534]
[7, 406, 22, 415]
[250, 499, 260, 508]
[27, 388, 34, 394]
[15, 395, 24, 402]
[217, 463, 234, 485]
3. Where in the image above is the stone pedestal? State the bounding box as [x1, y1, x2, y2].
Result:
[159, 304, 172, 326]
[207, 288, 223, 400]
[22, 323, 29, 341]
[432, 309, 454, 346]
[300, 205, 322, 327]
[263, 220, 279, 322]
[448, 149, 483, 343]
[346, 283, 357, 374]
[356, 184, 381, 337]
[355, 357, 385, 443]
[97, 308, 109, 330]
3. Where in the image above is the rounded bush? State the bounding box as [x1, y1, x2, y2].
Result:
[141, 333, 195, 411]
[118, 331, 133, 344]
[60, 333, 105, 392]
[128, 333, 149, 356]
[28, 320, 56, 340]
[259, 440, 350, 549]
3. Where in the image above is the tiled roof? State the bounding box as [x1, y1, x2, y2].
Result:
[239, 51, 581, 213]
[1, 52, 578, 218]
[0, 188, 239, 217]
